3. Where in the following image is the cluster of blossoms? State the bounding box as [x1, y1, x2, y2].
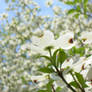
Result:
[0, 0, 92, 92]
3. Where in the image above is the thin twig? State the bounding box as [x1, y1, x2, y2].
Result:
[52, 85, 56, 92]
[55, 66, 76, 92]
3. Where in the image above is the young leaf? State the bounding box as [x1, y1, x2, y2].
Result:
[68, 47, 85, 56]
[65, 1, 74, 5]
[38, 67, 54, 73]
[84, 14, 88, 18]
[53, 49, 60, 62]
[67, 9, 77, 15]
[57, 49, 68, 65]
[12, 0, 15, 2]
[52, 49, 60, 66]
[76, 5, 81, 12]
[65, 1, 76, 5]
[84, 0, 88, 5]
[78, 0, 82, 3]
[70, 81, 79, 88]
[21, 76, 28, 84]
[39, 55, 52, 62]
[38, 80, 54, 92]
[46, 80, 54, 92]
[74, 0, 78, 4]
[76, 47, 85, 56]
[56, 87, 62, 92]
[75, 72, 88, 88]
[74, 13, 80, 18]
[38, 90, 47, 92]
[83, 0, 88, 15]
[68, 46, 76, 56]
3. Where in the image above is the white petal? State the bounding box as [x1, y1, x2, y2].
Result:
[32, 31, 55, 48]
[80, 31, 92, 44]
[55, 32, 75, 50]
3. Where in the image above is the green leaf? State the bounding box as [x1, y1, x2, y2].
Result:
[70, 81, 79, 88]
[74, 13, 80, 18]
[57, 49, 68, 65]
[65, 1, 76, 5]
[68, 47, 85, 56]
[38, 80, 54, 92]
[56, 87, 62, 92]
[21, 76, 28, 84]
[75, 72, 88, 88]
[21, 53, 26, 58]
[76, 5, 81, 12]
[67, 9, 77, 14]
[38, 67, 54, 73]
[46, 80, 54, 92]
[84, 8, 87, 15]
[12, 0, 15, 2]
[83, 0, 88, 15]
[53, 49, 60, 61]
[39, 55, 52, 62]
[44, 46, 54, 51]
[76, 47, 85, 56]
[74, 0, 78, 3]
[84, 14, 88, 18]
[78, 0, 82, 3]
[47, 63, 52, 67]
[65, 0, 78, 5]
[38, 90, 47, 92]
[68, 46, 76, 56]
[65, 1, 74, 5]
[53, 49, 60, 66]
[86, 54, 91, 58]
[84, 0, 88, 5]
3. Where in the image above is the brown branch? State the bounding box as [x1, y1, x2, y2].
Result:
[52, 85, 56, 92]
[55, 66, 76, 92]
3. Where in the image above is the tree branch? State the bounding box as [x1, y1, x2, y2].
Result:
[55, 67, 76, 92]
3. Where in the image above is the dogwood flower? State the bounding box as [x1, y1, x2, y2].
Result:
[30, 31, 76, 56]
[80, 31, 92, 44]
[61, 57, 87, 76]
[63, 55, 92, 81]
[0, 13, 8, 20]
[55, 32, 75, 50]
[31, 31, 54, 47]
[84, 56, 92, 81]
[46, 0, 53, 7]
[30, 31, 55, 55]
[53, 6, 62, 15]
[21, 43, 31, 51]
[31, 74, 49, 87]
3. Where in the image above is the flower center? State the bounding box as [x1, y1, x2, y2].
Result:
[68, 38, 73, 44]
[33, 80, 38, 83]
[82, 38, 87, 42]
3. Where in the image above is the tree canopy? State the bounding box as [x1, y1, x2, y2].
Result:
[0, 0, 92, 92]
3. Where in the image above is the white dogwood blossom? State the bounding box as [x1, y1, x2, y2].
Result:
[55, 32, 75, 50]
[53, 6, 62, 15]
[46, 0, 53, 7]
[80, 31, 92, 44]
